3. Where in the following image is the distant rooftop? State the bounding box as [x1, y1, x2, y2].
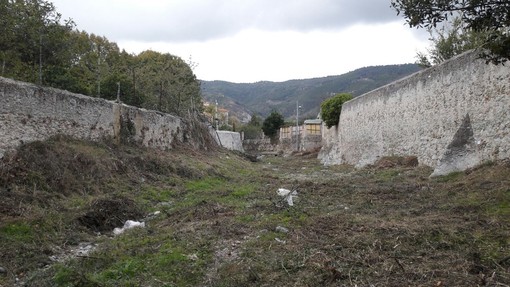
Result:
[304, 119, 322, 124]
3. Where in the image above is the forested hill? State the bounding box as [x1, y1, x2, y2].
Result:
[1, 0, 201, 117]
[201, 64, 422, 121]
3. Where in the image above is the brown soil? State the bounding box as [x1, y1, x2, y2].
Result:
[77, 197, 144, 232]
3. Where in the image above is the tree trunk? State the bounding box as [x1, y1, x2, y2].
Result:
[97, 45, 101, 97]
[39, 33, 43, 85]
[132, 68, 136, 102]
[159, 81, 162, 111]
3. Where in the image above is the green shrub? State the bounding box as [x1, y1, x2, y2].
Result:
[240, 114, 263, 139]
[240, 125, 262, 139]
[320, 93, 353, 128]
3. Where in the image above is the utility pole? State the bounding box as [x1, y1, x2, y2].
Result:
[97, 46, 101, 96]
[131, 66, 136, 103]
[296, 101, 301, 151]
[116, 82, 121, 103]
[97, 44, 101, 97]
[215, 100, 219, 130]
[39, 33, 43, 85]
[159, 81, 163, 111]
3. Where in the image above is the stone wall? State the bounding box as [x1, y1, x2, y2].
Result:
[243, 138, 278, 154]
[242, 135, 321, 155]
[302, 134, 322, 152]
[319, 51, 510, 175]
[318, 125, 339, 164]
[0, 77, 216, 157]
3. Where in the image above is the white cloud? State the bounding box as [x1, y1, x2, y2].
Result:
[120, 22, 428, 83]
[53, 0, 401, 42]
[51, 0, 430, 82]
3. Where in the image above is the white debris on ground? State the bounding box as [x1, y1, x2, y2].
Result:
[49, 242, 97, 263]
[113, 220, 146, 235]
[275, 226, 289, 233]
[144, 210, 162, 221]
[277, 188, 298, 206]
[186, 253, 199, 261]
[274, 238, 286, 244]
[72, 242, 96, 257]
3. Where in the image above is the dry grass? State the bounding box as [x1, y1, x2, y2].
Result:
[0, 137, 509, 286]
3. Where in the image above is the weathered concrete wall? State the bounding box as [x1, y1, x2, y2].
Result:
[319, 51, 510, 175]
[244, 128, 322, 155]
[243, 138, 278, 154]
[242, 135, 321, 155]
[302, 134, 322, 151]
[214, 131, 244, 152]
[0, 77, 216, 157]
[281, 135, 322, 153]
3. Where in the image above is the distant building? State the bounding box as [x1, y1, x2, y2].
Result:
[203, 101, 230, 128]
[303, 119, 322, 136]
[278, 119, 323, 152]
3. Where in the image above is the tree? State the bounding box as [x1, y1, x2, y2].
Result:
[262, 111, 285, 138]
[240, 114, 263, 139]
[416, 17, 487, 67]
[0, 0, 203, 116]
[248, 114, 262, 127]
[391, 0, 510, 64]
[320, 93, 353, 128]
[136, 50, 202, 115]
[0, 0, 74, 83]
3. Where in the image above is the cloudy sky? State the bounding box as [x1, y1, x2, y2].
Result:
[51, 0, 429, 83]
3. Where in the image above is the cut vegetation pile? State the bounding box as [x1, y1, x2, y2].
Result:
[0, 137, 509, 286]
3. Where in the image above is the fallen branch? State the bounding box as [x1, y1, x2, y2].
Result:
[393, 257, 405, 273]
[76, 255, 102, 260]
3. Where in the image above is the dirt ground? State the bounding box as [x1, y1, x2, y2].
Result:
[0, 138, 509, 286]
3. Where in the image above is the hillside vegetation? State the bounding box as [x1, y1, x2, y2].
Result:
[0, 137, 509, 286]
[201, 64, 422, 120]
[3, 0, 420, 124]
[1, 0, 201, 116]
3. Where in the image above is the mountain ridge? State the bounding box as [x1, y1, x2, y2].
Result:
[200, 63, 423, 122]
